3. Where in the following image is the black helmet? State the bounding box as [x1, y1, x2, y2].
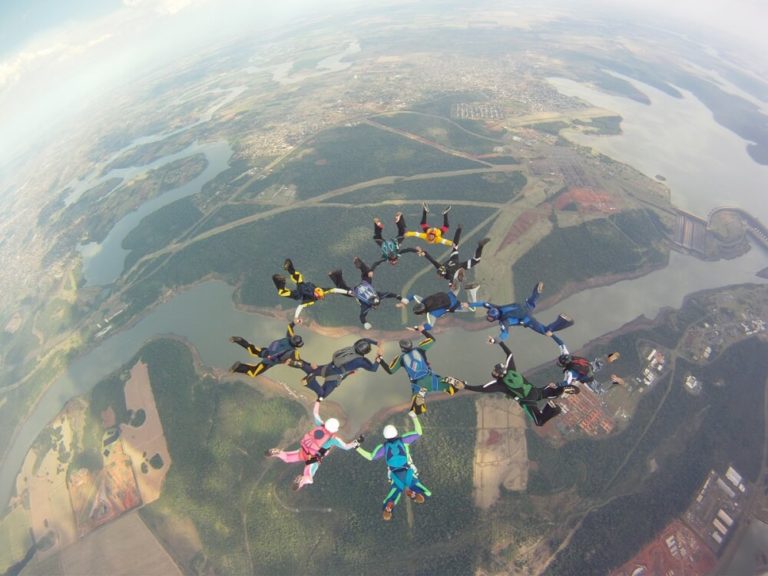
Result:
[557, 354, 572, 367]
[399, 339, 413, 352]
[354, 339, 372, 355]
[413, 303, 426, 315]
[492, 363, 506, 378]
[290, 335, 304, 348]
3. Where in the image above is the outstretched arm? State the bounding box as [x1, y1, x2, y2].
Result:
[286, 322, 296, 339]
[312, 400, 323, 426]
[356, 443, 386, 461]
[498, 341, 516, 372]
[420, 249, 441, 270]
[380, 355, 402, 375]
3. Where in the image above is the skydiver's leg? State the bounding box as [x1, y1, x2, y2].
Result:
[354, 257, 373, 279]
[376, 290, 400, 301]
[463, 237, 490, 271]
[395, 212, 407, 242]
[229, 337, 262, 357]
[283, 259, 304, 284]
[298, 461, 319, 488]
[373, 218, 384, 247]
[525, 403, 561, 426]
[441, 206, 451, 234]
[452, 225, 463, 247]
[328, 269, 351, 291]
[273, 274, 299, 299]
[382, 484, 403, 511]
[525, 281, 544, 309]
[303, 373, 325, 399]
[420, 203, 430, 231]
[545, 314, 574, 333]
[412, 479, 431, 498]
[230, 361, 271, 377]
[273, 449, 303, 464]
[320, 371, 344, 399]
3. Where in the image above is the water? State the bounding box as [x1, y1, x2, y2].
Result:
[2, 242, 766, 505]
[548, 75, 768, 223]
[78, 140, 233, 286]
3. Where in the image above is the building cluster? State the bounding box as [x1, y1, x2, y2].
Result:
[637, 348, 666, 387]
[684, 466, 748, 554]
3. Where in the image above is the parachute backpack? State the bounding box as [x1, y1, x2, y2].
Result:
[265, 337, 293, 360]
[299, 426, 334, 462]
[401, 348, 430, 382]
[380, 239, 399, 262]
[384, 437, 412, 471]
[354, 281, 379, 305]
[566, 356, 594, 382]
[500, 369, 533, 401]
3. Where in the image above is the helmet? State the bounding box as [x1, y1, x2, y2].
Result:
[557, 354, 572, 367]
[492, 363, 506, 379]
[314, 287, 325, 300]
[383, 425, 398, 439]
[354, 339, 372, 355]
[399, 339, 413, 352]
[388, 255, 398, 265]
[290, 335, 304, 348]
[324, 418, 340, 434]
[486, 308, 500, 322]
[413, 303, 426, 315]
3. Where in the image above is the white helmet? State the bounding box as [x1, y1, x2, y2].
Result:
[383, 425, 398, 439]
[324, 418, 340, 434]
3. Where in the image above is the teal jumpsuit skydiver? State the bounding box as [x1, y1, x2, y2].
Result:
[371, 212, 421, 268]
[356, 412, 431, 520]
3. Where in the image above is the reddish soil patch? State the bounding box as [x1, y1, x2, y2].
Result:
[610, 519, 716, 576]
[554, 187, 620, 214]
[496, 206, 551, 253]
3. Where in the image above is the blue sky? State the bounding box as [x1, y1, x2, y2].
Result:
[0, 1, 123, 58]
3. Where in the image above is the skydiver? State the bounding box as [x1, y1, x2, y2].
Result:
[417, 226, 490, 293]
[273, 258, 350, 322]
[398, 285, 480, 331]
[265, 400, 361, 490]
[229, 321, 306, 378]
[356, 411, 431, 521]
[556, 349, 623, 393]
[295, 338, 382, 400]
[370, 212, 422, 269]
[466, 281, 574, 349]
[463, 338, 574, 426]
[378, 326, 465, 414]
[404, 203, 454, 247]
[328, 257, 401, 330]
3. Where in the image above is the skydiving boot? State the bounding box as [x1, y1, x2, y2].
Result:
[536, 281, 544, 295]
[547, 313, 575, 333]
[442, 205, 452, 215]
[422, 202, 430, 213]
[272, 274, 287, 292]
[283, 258, 295, 274]
[229, 336, 251, 349]
[383, 501, 394, 521]
[406, 489, 426, 504]
[230, 362, 251, 374]
[443, 376, 465, 395]
[410, 388, 427, 415]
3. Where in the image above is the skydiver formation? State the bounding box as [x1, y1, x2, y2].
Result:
[231, 205, 621, 521]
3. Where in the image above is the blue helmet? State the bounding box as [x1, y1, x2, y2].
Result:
[486, 307, 500, 322]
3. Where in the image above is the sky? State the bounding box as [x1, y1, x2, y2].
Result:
[0, 0, 766, 170]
